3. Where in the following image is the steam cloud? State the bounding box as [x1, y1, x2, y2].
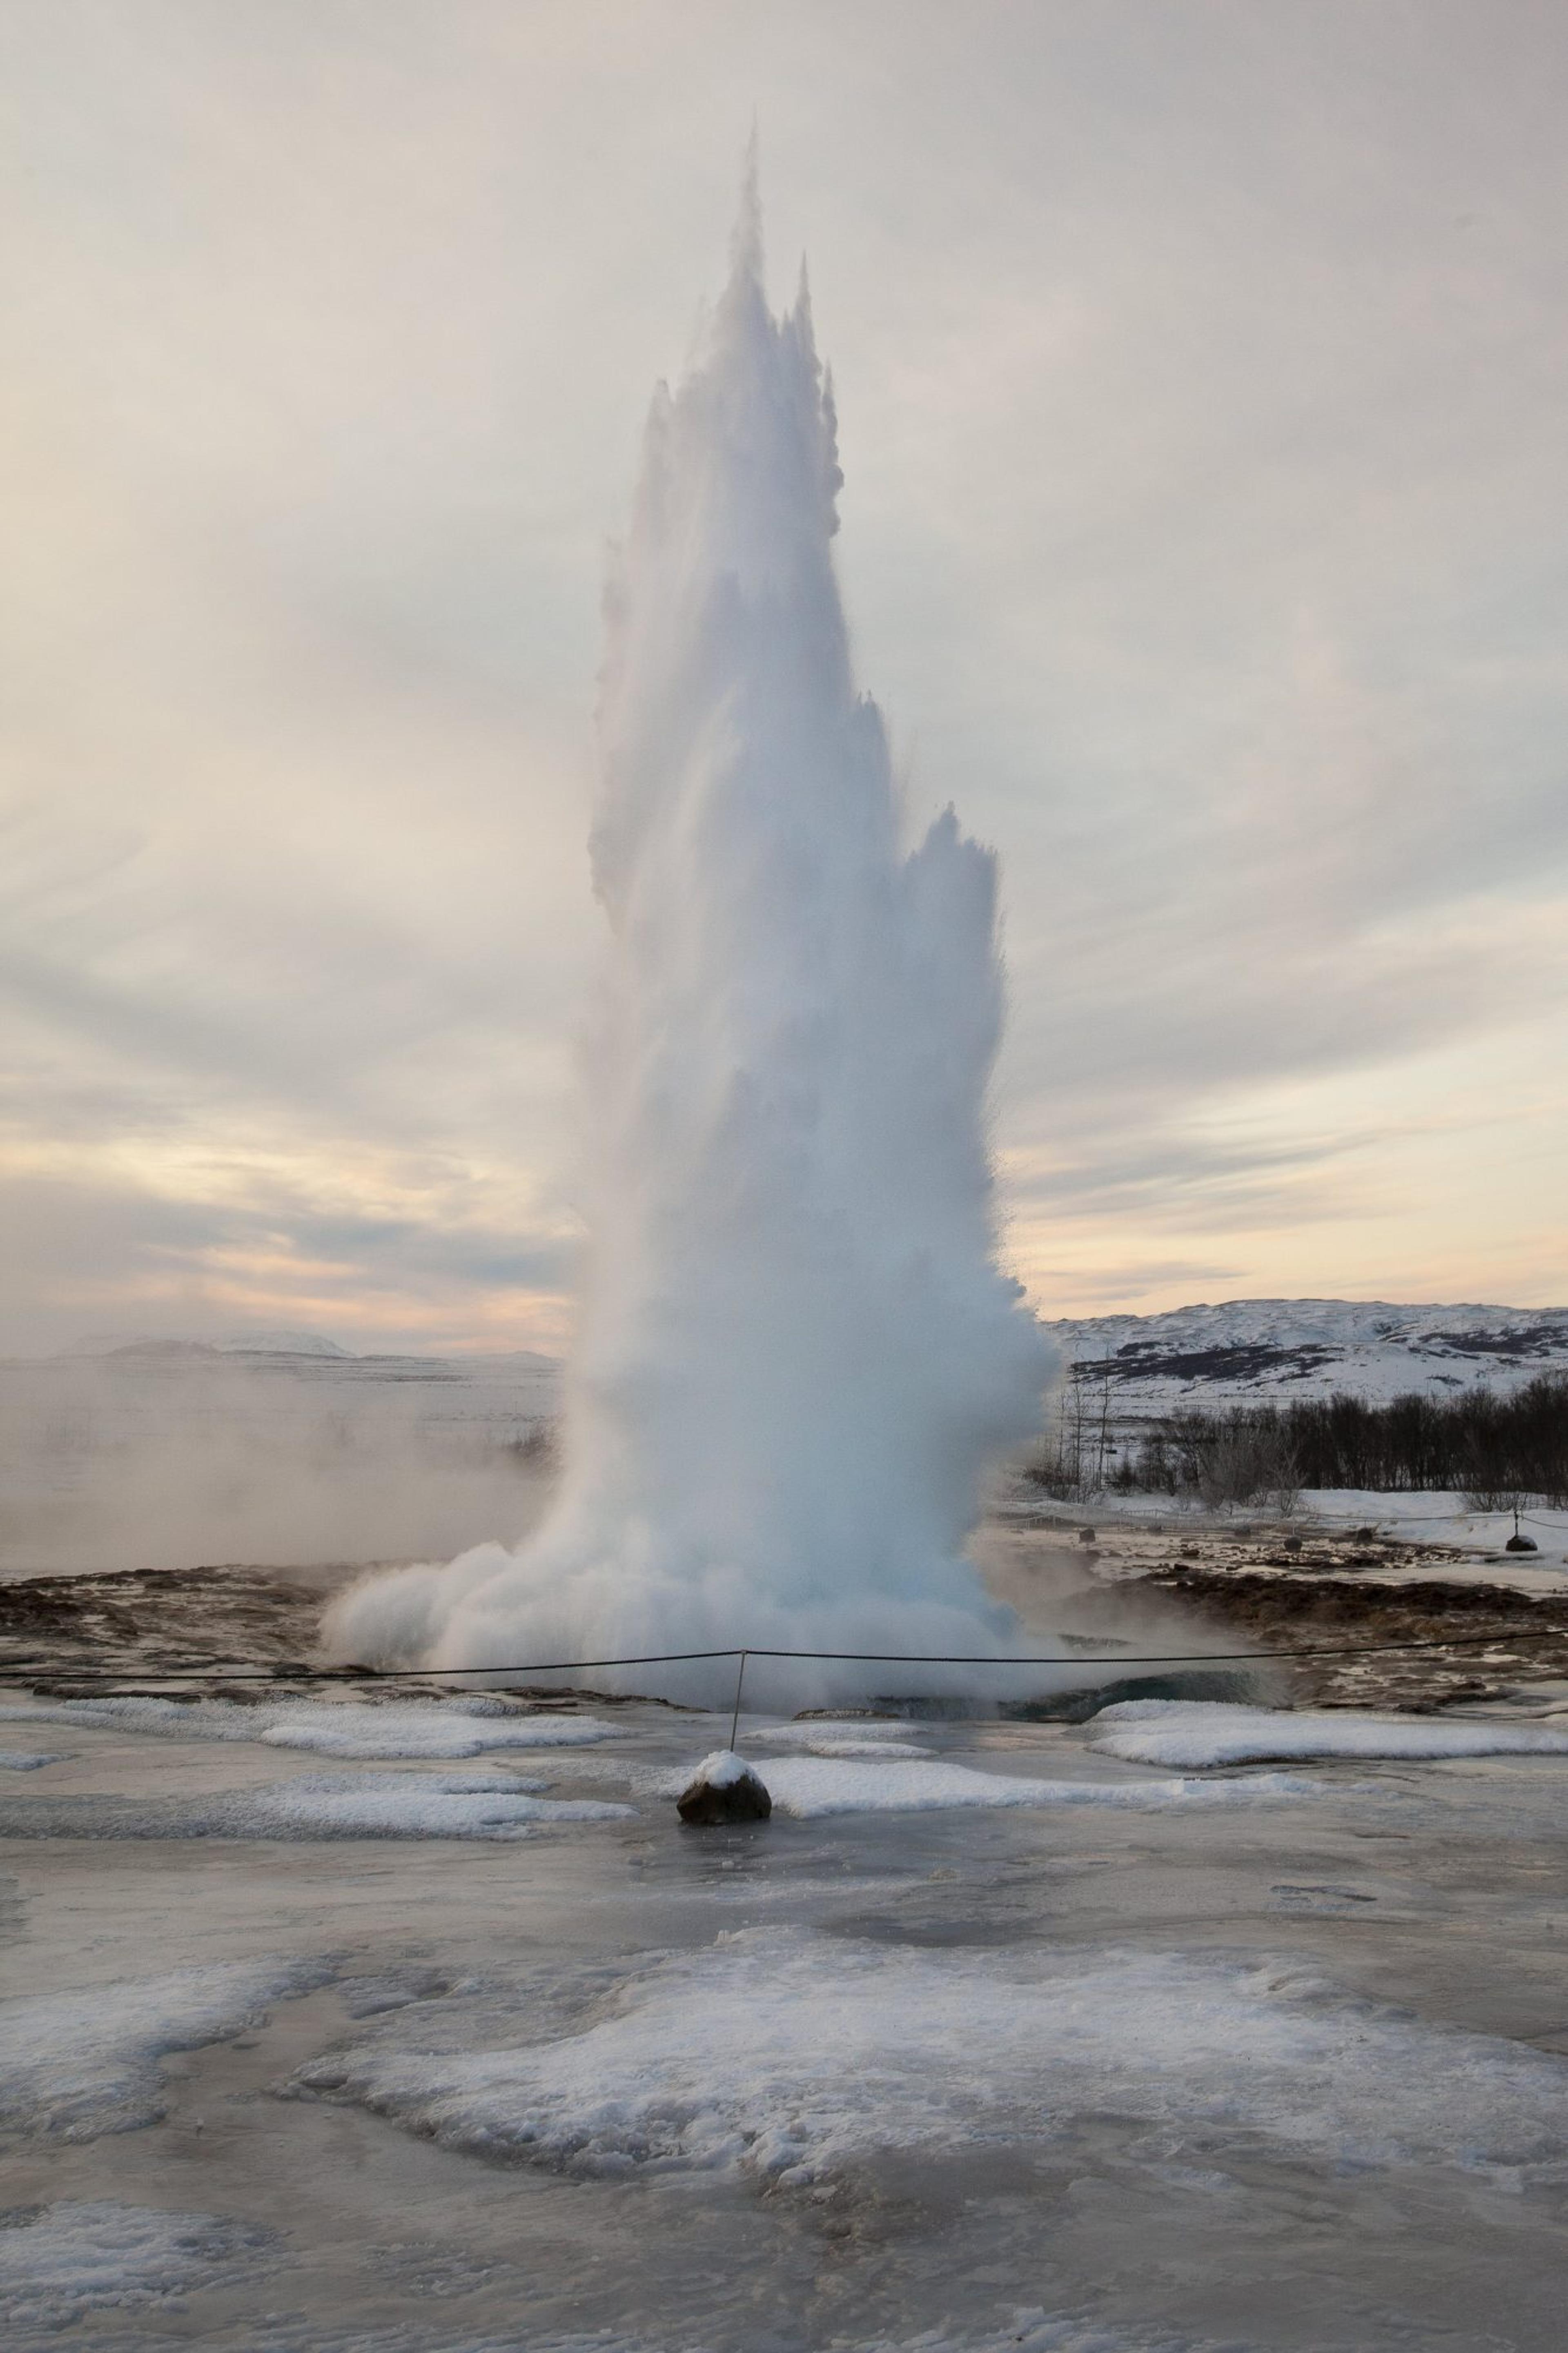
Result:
[330, 174, 1053, 1707]
[0, 1352, 554, 1581]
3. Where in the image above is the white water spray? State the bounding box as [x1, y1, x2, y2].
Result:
[330, 176, 1053, 1707]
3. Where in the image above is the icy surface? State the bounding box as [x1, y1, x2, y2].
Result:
[0, 1957, 335, 2139]
[686, 1754, 1312, 1818]
[0, 2201, 279, 2337]
[0, 1749, 56, 1770]
[0, 1766, 632, 1842]
[294, 1926, 1568, 2190]
[87, 2314, 1175, 2353]
[761, 1719, 930, 1757]
[1091, 1699, 1568, 1769]
[0, 1694, 621, 1757]
[254, 1702, 621, 1759]
[6, 1689, 1568, 2349]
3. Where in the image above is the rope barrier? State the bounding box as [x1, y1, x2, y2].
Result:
[2, 1622, 1568, 1692]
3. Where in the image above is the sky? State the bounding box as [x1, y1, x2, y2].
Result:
[3, 0, 1566, 1356]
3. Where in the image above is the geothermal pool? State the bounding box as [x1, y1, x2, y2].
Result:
[3, 1688, 1567, 2352]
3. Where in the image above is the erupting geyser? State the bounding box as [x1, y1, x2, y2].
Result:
[330, 170, 1054, 1707]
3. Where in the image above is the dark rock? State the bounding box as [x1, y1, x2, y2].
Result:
[677, 1753, 772, 1825]
[1505, 1533, 1539, 1553]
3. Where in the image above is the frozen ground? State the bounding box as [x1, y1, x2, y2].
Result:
[1067, 1488, 1568, 1579]
[1088, 1695, 1568, 1767]
[0, 1694, 624, 1759]
[4, 1688, 1568, 2350]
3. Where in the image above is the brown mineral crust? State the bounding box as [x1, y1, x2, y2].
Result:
[0, 1565, 323, 1686]
[1143, 1560, 1568, 1708]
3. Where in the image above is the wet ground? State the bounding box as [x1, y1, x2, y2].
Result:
[975, 1511, 1568, 1708]
[3, 1674, 1568, 2351]
[4, 1539, 1568, 2351]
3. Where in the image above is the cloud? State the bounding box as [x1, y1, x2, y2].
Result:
[2, 0, 1567, 1343]
[0, 1166, 577, 1357]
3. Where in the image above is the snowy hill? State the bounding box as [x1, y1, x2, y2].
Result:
[62, 1328, 351, 1360]
[1042, 1299, 1568, 1414]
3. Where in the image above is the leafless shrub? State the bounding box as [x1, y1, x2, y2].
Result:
[1196, 1421, 1302, 1514]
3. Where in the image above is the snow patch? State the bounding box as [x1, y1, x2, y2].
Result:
[0, 1956, 335, 2140]
[0, 1695, 621, 1759]
[0, 1768, 633, 1844]
[1089, 1700, 1568, 1770]
[762, 1719, 930, 1758]
[0, 2200, 278, 2337]
[0, 1751, 57, 1771]
[686, 1748, 751, 1788]
[682, 1754, 1312, 1818]
[293, 1928, 1568, 2191]
[255, 1702, 620, 1760]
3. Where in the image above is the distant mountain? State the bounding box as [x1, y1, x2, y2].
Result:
[212, 1329, 351, 1358]
[1042, 1298, 1568, 1414]
[50, 1301, 1568, 1419]
[37, 1332, 564, 1415]
[62, 1328, 349, 1360]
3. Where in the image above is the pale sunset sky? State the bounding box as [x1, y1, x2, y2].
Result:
[4, 1, 1566, 1354]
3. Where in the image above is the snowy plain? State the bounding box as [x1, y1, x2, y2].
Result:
[1066, 1485, 1568, 1577]
[4, 1687, 1568, 2351]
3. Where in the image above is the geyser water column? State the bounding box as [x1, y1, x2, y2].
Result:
[329, 176, 1054, 1709]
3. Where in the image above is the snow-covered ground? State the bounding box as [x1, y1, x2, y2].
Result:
[1088, 1697, 1568, 1769]
[1045, 1296, 1568, 1410]
[292, 1925, 1568, 2188]
[1300, 1492, 1568, 1570]
[1054, 1487, 1568, 1584]
[0, 2201, 280, 2337]
[0, 1693, 624, 1758]
[657, 1752, 1314, 1817]
[4, 1689, 1568, 2351]
[0, 1954, 339, 2139]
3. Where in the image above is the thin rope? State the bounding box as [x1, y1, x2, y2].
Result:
[2, 1623, 1568, 1692]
